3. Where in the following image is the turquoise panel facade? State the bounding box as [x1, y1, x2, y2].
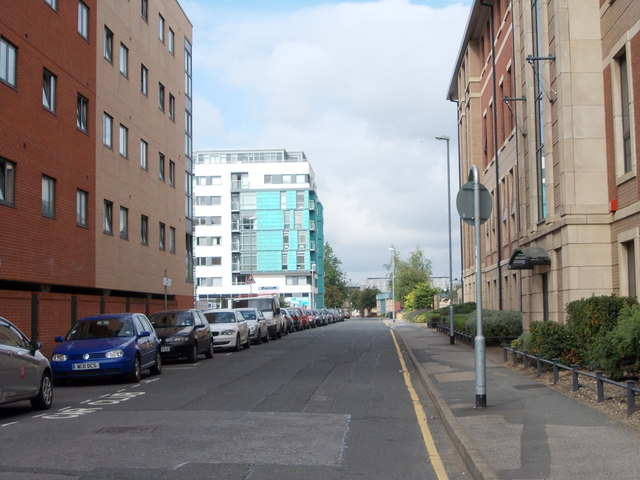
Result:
[258, 250, 281, 271]
[257, 210, 284, 230]
[257, 191, 280, 209]
[258, 230, 283, 251]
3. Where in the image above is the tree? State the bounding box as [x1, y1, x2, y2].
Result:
[404, 282, 439, 311]
[324, 242, 348, 308]
[386, 247, 432, 308]
[352, 287, 379, 316]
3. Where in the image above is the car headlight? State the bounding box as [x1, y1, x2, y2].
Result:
[221, 329, 236, 335]
[106, 350, 124, 359]
[51, 353, 67, 362]
[167, 336, 189, 343]
[249, 325, 257, 333]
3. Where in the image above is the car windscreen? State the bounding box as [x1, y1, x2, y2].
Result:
[67, 318, 133, 340]
[234, 298, 272, 313]
[238, 310, 257, 320]
[205, 312, 235, 323]
[150, 311, 193, 328]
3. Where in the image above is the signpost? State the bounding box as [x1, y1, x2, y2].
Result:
[456, 165, 492, 408]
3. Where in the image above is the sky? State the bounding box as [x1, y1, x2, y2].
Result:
[180, 0, 472, 286]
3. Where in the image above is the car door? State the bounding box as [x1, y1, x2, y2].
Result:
[134, 315, 155, 367]
[194, 311, 209, 352]
[235, 311, 248, 344]
[0, 321, 39, 400]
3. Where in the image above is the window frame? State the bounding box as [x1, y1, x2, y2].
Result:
[140, 139, 148, 170]
[42, 68, 56, 113]
[104, 26, 113, 63]
[77, 1, 89, 40]
[44, 0, 57, 10]
[77, 94, 88, 132]
[0, 37, 17, 88]
[169, 160, 175, 186]
[168, 28, 175, 55]
[158, 14, 165, 43]
[119, 206, 129, 240]
[159, 222, 166, 251]
[158, 82, 165, 111]
[141, 214, 149, 245]
[102, 112, 113, 148]
[119, 43, 129, 77]
[158, 152, 165, 181]
[0, 157, 16, 206]
[169, 226, 175, 253]
[41, 175, 56, 218]
[76, 189, 88, 227]
[119, 124, 128, 158]
[169, 94, 175, 121]
[141, 0, 148, 22]
[140, 64, 148, 96]
[103, 200, 113, 234]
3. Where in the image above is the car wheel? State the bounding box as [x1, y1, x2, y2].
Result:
[188, 343, 198, 363]
[234, 335, 241, 352]
[254, 332, 261, 345]
[276, 326, 282, 339]
[30, 372, 53, 410]
[128, 355, 142, 383]
[205, 338, 214, 358]
[150, 350, 162, 375]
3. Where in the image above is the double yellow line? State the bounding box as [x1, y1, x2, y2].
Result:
[389, 326, 449, 480]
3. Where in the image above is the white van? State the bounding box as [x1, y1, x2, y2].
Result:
[233, 296, 284, 340]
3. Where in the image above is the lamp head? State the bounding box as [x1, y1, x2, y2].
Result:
[435, 135, 450, 141]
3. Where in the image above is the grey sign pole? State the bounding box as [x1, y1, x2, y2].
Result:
[470, 165, 487, 408]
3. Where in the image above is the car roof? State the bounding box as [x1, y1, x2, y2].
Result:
[78, 313, 139, 321]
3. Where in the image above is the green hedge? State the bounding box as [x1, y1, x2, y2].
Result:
[463, 310, 522, 344]
[591, 304, 640, 379]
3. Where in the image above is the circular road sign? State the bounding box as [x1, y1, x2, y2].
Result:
[456, 181, 493, 225]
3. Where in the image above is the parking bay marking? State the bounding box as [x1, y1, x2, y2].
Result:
[34, 391, 146, 421]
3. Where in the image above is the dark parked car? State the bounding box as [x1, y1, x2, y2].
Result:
[0, 316, 53, 410]
[51, 313, 162, 384]
[149, 309, 214, 362]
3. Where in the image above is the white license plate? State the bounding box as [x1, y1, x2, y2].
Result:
[161, 346, 171, 352]
[72, 362, 99, 370]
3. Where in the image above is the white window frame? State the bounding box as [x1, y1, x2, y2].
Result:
[158, 14, 165, 43]
[103, 112, 113, 148]
[119, 206, 129, 240]
[168, 28, 174, 55]
[76, 189, 88, 227]
[0, 157, 16, 205]
[41, 175, 55, 218]
[77, 94, 88, 132]
[119, 124, 128, 158]
[0, 38, 17, 87]
[141, 64, 148, 95]
[77, 1, 89, 40]
[119, 43, 128, 77]
[104, 27, 113, 62]
[140, 139, 148, 170]
[169, 226, 175, 253]
[104, 200, 113, 234]
[42, 69, 56, 112]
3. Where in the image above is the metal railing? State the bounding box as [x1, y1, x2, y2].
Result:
[503, 346, 640, 416]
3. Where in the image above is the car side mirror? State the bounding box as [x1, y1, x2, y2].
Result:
[30, 340, 43, 353]
[55, 336, 64, 343]
[139, 331, 151, 338]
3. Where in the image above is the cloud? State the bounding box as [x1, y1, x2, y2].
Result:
[184, 0, 470, 282]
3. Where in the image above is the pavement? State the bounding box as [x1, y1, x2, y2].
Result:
[390, 319, 640, 480]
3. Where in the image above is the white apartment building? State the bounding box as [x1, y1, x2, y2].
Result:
[193, 149, 325, 309]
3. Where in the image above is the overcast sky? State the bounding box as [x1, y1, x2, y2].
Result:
[180, 0, 472, 285]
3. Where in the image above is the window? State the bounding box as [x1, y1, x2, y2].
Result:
[140, 64, 148, 95]
[119, 206, 128, 239]
[169, 94, 175, 121]
[103, 200, 113, 234]
[280, 191, 287, 209]
[184, 40, 192, 99]
[185, 110, 192, 157]
[296, 190, 305, 208]
[77, 94, 88, 132]
[102, 113, 113, 147]
[617, 51, 632, 174]
[76, 189, 88, 227]
[0, 158, 15, 205]
[141, 215, 148, 245]
[141, 0, 148, 22]
[77, 1, 89, 40]
[296, 252, 305, 270]
[168, 28, 174, 55]
[282, 252, 288, 270]
[158, 14, 165, 43]
[169, 160, 175, 186]
[158, 152, 165, 181]
[140, 139, 148, 170]
[0, 38, 17, 87]
[42, 69, 56, 112]
[41, 175, 55, 218]
[119, 125, 128, 157]
[159, 222, 166, 250]
[119, 43, 128, 77]
[104, 27, 113, 63]
[158, 83, 165, 111]
[169, 226, 175, 253]
[44, 0, 57, 10]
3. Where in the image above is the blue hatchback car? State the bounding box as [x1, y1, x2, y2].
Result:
[51, 313, 162, 384]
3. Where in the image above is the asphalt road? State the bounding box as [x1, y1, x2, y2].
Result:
[0, 318, 469, 480]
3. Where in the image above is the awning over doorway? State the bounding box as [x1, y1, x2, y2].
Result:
[508, 247, 551, 270]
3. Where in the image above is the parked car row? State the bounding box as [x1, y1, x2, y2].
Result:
[0, 306, 347, 410]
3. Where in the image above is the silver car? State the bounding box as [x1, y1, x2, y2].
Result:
[235, 308, 269, 345]
[0, 316, 53, 410]
[203, 309, 251, 351]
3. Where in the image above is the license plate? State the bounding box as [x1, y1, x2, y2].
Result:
[161, 346, 171, 352]
[73, 362, 99, 370]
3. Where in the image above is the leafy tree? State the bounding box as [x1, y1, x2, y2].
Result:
[404, 282, 439, 311]
[352, 287, 379, 316]
[324, 242, 348, 308]
[386, 247, 432, 308]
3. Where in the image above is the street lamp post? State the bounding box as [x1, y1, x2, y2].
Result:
[311, 263, 316, 309]
[436, 135, 455, 345]
[389, 247, 396, 322]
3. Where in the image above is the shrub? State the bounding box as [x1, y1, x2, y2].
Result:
[529, 321, 580, 365]
[453, 302, 476, 315]
[511, 331, 532, 351]
[463, 310, 523, 344]
[591, 304, 640, 380]
[566, 295, 637, 358]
